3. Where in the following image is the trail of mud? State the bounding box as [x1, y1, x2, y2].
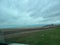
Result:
[5, 28, 53, 38]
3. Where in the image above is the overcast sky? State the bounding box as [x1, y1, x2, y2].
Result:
[0, 0, 60, 28]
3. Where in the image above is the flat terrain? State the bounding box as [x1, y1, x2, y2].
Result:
[0, 25, 56, 38]
[5, 26, 60, 45]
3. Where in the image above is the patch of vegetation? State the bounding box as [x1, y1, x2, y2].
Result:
[7, 27, 60, 45]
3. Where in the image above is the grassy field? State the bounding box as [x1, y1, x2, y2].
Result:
[7, 27, 60, 45]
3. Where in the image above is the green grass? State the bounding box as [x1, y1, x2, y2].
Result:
[7, 27, 60, 45]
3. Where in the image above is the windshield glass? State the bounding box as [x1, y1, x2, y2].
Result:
[0, 0, 60, 45]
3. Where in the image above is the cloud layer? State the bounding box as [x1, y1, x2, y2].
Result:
[0, 0, 60, 28]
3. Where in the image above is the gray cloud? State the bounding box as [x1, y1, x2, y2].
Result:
[0, 0, 60, 28]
